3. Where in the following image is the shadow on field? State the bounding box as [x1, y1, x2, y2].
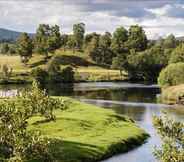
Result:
[57, 55, 94, 67]
[49, 139, 101, 162]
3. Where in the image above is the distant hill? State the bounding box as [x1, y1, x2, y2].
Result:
[0, 28, 34, 42]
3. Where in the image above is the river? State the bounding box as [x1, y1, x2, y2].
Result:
[0, 82, 183, 162]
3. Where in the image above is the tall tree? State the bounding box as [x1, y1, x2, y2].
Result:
[163, 34, 177, 49]
[73, 23, 85, 50]
[126, 25, 147, 51]
[17, 33, 33, 65]
[111, 26, 128, 53]
[99, 32, 112, 48]
[34, 24, 61, 59]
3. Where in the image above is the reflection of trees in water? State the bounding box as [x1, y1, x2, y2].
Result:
[44, 83, 74, 96]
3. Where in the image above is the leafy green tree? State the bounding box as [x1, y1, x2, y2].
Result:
[111, 26, 128, 53]
[0, 64, 13, 81]
[84, 32, 100, 49]
[61, 34, 69, 51]
[1, 43, 9, 54]
[16, 33, 33, 65]
[86, 35, 99, 62]
[153, 114, 184, 162]
[99, 32, 112, 48]
[73, 23, 85, 50]
[163, 34, 177, 49]
[60, 66, 75, 83]
[158, 62, 184, 86]
[169, 44, 184, 64]
[31, 67, 48, 84]
[126, 25, 147, 51]
[34, 24, 61, 59]
[66, 35, 76, 53]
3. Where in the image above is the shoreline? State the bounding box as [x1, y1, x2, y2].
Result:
[29, 97, 149, 162]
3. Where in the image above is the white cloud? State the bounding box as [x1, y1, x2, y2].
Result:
[0, 0, 184, 39]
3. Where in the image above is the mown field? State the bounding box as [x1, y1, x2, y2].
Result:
[28, 97, 149, 162]
[0, 49, 125, 83]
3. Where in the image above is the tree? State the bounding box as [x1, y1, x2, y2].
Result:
[99, 32, 112, 48]
[1, 43, 9, 54]
[16, 33, 33, 65]
[111, 26, 128, 53]
[0, 81, 66, 161]
[73, 23, 85, 50]
[158, 62, 184, 86]
[169, 44, 184, 64]
[84, 32, 100, 49]
[66, 35, 76, 53]
[61, 34, 69, 51]
[163, 34, 177, 49]
[34, 24, 61, 59]
[153, 113, 184, 162]
[126, 25, 147, 51]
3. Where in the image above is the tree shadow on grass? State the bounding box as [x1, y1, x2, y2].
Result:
[49, 139, 102, 162]
[57, 55, 95, 67]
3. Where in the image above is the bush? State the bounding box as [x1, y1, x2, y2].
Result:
[153, 114, 184, 162]
[169, 44, 184, 64]
[31, 67, 48, 83]
[158, 62, 184, 87]
[60, 66, 75, 83]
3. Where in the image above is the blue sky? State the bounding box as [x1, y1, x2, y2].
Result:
[1, 0, 184, 39]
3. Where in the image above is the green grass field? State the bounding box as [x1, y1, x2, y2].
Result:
[0, 50, 125, 83]
[28, 97, 149, 162]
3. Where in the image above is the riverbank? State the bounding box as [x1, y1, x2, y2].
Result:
[0, 53, 125, 84]
[160, 84, 184, 105]
[29, 97, 149, 162]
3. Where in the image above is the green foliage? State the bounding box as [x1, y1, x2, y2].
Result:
[0, 64, 13, 81]
[17, 81, 66, 120]
[163, 34, 177, 49]
[16, 33, 33, 65]
[158, 63, 184, 86]
[60, 66, 74, 83]
[126, 25, 147, 51]
[31, 67, 48, 83]
[0, 81, 67, 161]
[169, 43, 184, 64]
[46, 56, 75, 83]
[111, 26, 128, 53]
[73, 23, 85, 50]
[153, 113, 184, 162]
[34, 24, 61, 58]
[0, 43, 9, 54]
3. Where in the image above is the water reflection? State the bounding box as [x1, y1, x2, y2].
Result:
[0, 82, 183, 162]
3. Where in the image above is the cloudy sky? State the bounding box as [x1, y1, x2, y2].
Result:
[1, 0, 184, 39]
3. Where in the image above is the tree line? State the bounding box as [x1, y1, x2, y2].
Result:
[0, 23, 183, 81]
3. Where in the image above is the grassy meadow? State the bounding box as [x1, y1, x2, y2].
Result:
[0, 49, 124, 83]
[28, 97, 149, 162]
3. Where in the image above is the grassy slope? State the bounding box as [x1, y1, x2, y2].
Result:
[161, 84, 184, 104]
[0, 50, 124, 83]
[29, 97, 149, 162]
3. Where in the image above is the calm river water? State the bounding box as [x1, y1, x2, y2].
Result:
[0, 82, 183, 162]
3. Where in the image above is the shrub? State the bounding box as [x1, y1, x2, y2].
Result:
[153, 114, 184, 162]
[169, 44, 184, 64]
[158, 62, 184, 87]
[60, 66, 75, 83]
[0, 64, 13, 81]
[31, 67, 48, 83]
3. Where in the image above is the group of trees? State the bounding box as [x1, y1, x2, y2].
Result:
[1, 22, 184, 82]
[0, 81, 66, 161]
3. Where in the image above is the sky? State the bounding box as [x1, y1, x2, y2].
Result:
[1, 0, 184, 39]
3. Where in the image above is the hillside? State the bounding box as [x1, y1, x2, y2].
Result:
[0, 28, 34, 42]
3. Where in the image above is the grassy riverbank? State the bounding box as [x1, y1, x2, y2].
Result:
[29, 97, 149, 162]
[160, 84, 184, 105]
[0, 50, 125, 84]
